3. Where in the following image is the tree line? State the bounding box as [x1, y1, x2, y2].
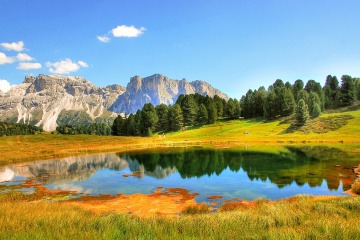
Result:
[56, 123, 111, 135]
[112, 74, 359, 136]
[0, 121, 42, 136]
[112, 93, 241, 136]
[239, 75, 360, 124]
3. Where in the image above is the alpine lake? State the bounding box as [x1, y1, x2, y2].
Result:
[1, 145, 359, 205]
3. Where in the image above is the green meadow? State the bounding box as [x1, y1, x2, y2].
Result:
[1, 108, 360, 239]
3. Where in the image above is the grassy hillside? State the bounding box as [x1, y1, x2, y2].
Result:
[1, 109, 360, 239]
[0, 109, 359, 166]
[166, 109, 360, 143]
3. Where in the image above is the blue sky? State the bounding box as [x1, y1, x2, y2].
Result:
[1, 0, 360, 98]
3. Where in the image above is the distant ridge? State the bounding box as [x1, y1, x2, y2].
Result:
[0, 74, 229, 131]
[109, 74, 229, 114]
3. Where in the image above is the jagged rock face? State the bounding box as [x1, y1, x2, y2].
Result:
[0, 73, 228, 131]
[110, 74, 229, 114]
[0, 74, 125, 132]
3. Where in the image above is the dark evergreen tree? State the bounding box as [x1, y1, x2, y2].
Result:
[204, 97, 217, 124]
[323, 75, 339, 109]
[213, 95, 224, 118]
[140, 103, 158, 136]
[112, 115, 125, 136]
[279, 87, 296, 116]
[308, 92, 322, 118]
[297, 90, 309, 103]
[263, 89, 277, 120]
[292, 79, 304, 99]
[311, 103, 321, 118]
[240, 89, 253, 118]
[155, 104, 169, 132]
[134, 110, 142, 136]
[295, 99, 309, 125]
[273, 79, 285, 91]
[123, 114, 136, 136]
[181, 95, 197, 126]
[226, 98, 241, 119]
[167, 104, 183, 131]
[197, 104, 208, 125]
[338, 75, 356, 107]
[252, 87, 266, 117]
[304, 79, 325, 110]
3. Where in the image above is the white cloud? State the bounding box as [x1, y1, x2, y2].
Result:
[97, 35, 110, 43]
[0, 79, 15, 93]
[16, 53, 33, 61]
[0, 52, 15, 65]
[0, 41, 24, 52]
[77, 60, 88, 68]
[17, 62, 42, 70]
[46, 59, 88, 74]
[111, 25, 146, 38]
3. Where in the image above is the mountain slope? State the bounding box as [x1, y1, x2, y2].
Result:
[0, 74, 228, 131]
[109, 74, 229, 114]
[0, 75, 125, 131]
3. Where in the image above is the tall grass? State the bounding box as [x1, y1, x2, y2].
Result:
[1, 193, 360, 239]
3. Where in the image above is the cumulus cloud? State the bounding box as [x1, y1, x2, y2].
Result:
[46, 59, 88, 74]
[16, 53, 33, 61]
[111, 25, 146, 38]
[77, 60, 88, 68]
[17, 62, 42, 70]
[0, 41, 24, 52]
[0, 52, 15, 65]
[97, 35, 110, 43]
[0, 79, 15, 93]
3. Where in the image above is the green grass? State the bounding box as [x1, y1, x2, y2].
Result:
[1, 109, 360, 239]
[1, 192, 360, 239]
[167, 109, 360, 143]
[1, 109, 360, 166]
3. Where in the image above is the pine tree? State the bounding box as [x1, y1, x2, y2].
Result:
[181, 95, 197, 126]
[168, 104, 183, 131]
[263, 89, 277, 120]
[339, 75, 356, 107]
[296, 99, 309, 125]
[308, 92, 321, 117]
[140, 103, 158, 136]
[324, 75, 339, 109]
[197, 104, 208, 125]
[111, 115, 124, 136]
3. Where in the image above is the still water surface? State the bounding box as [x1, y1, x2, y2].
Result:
[1, 146, 358, 203]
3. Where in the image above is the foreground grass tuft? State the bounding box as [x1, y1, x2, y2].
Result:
[182, 204, 210, 215]
[352, 179, 360, 194]
[1, 192, 360, 239]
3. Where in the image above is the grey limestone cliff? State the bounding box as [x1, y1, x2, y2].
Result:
[109, 74, 229, 114]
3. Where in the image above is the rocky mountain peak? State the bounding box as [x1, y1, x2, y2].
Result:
[1, 73, 228, 131]
[110, 74, 229, 114]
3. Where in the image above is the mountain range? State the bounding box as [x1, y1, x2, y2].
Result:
[0, 74, 228, 132]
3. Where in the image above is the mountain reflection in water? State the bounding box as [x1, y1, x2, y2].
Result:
[0, 146, 358, 200]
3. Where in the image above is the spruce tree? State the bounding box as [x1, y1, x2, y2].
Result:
[197, 104, 208, 125]
[111, 115, 124, 136]
[181, 95, 197, 126]
[140, 103, 158, 136]
[339, 75, 356, 107]
[296, 99, 309, 124]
